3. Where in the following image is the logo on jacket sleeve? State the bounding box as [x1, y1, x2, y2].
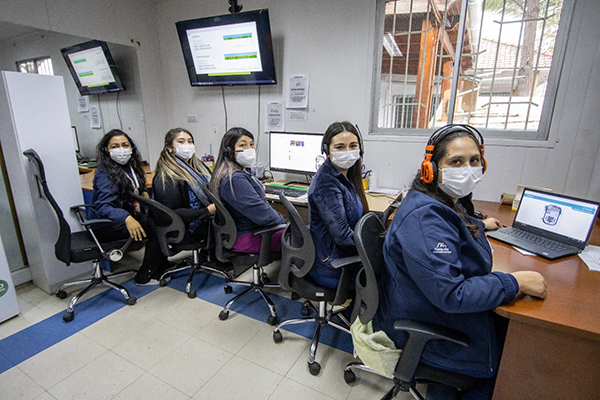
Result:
[433, 242, 451, 254]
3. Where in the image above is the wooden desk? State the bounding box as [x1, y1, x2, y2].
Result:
[79, 165, 154, 191]
[473, 201, 600, 400]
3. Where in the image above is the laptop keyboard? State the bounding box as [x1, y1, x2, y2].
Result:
[501, 227, 571, 251]
[264, 185, 308, 198]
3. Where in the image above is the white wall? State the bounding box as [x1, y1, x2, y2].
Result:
[0, 30, 147, 159]
[1, 0, 599, 202]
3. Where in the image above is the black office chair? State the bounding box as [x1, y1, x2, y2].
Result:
[202, 186, 286, 325]
[344, 212, 477, 400]
[273, 193, 362, 376]
[130, 192, 232, 298]
[23, 149, 141, 322]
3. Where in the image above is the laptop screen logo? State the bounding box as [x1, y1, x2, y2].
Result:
[542, 205, 562, 226]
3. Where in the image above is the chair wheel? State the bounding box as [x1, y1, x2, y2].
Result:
[56, 290, 67, 299]
[159, 278, 168, 287]
[224, 285, 233, 294]
[187, 290, 197, 299]
[63, 311, 74, 322]
[219, 310, 229, 320]
[261, 273, 271, 284]
[344, 369, 356, 384]
[291, 292, 299, 300]
[127, 296, 137, 306]
[308, 361, 321, 376]
[273, 330, 283, 343]
[301, 303, 310, 316]
[267, 315, 278, 325]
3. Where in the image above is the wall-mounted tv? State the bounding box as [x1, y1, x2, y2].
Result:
[60, 40, 125, 95]
[176, 9, 276, 87]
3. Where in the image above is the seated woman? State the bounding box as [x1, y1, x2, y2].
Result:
[153, 128, 215, 242]
[91, 129, 171, 285]
[208, 127, 284, 253]
[308, 121, 368, 288]
[373, 125, 547, 399]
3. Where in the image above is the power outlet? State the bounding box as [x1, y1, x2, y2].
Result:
[187, 114, 199, 123]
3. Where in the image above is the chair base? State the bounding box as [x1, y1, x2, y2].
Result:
[273, 300, 351, 375]
[159, 250, 231, 298]
[56, 260, 137, 322]
[344, 361, 425, 400]
[219, 265, 279, 325]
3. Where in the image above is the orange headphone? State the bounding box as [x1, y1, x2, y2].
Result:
[420, 124, 487, 184]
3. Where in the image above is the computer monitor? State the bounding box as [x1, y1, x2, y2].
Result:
[269, 131, 324, 176]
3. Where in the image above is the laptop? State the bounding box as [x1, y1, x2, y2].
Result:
[486, 188, 600, 260]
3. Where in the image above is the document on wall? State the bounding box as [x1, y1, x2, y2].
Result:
[78, 96, 89, 113]
[266, 102, 284, 131]
[289, 109, 307, 121]
[90, 106, 102, 129]
[287, 75, 309, 108]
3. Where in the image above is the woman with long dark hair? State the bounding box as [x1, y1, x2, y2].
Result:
[373, 125, 546, 399]
[91, 129, 170, 285]
[153, 128, 215, 241]
[209, 127, 284, 253]
[307, 121, 368, 288]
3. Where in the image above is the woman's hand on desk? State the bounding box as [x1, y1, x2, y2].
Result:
[483, 217, 504, 231]
[125, 215, 147, 241]
[511, 271, 547, 299]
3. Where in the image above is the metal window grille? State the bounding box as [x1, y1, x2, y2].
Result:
[377, 0, 565, 135]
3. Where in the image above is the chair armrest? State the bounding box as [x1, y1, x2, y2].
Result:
[330, 255, 362, 269]
[392, 318, 470, 385]
[253, 223, 287, 236]
[81, 218, 114, 227]
[70, 204, 93, 211]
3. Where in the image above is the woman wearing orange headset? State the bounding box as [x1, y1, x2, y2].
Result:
[373, 125, 547, 399]
[307, 121, 369, 288]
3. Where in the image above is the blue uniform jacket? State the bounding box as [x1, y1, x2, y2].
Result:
[373, 190, 518, 378]
[219, 171, 284, 235]
[91, 165, 147, 224]
[308, 159, 362, 287]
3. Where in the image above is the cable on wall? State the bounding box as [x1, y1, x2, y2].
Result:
[116, 91, 123, 130]
[221, 86, 228, 133]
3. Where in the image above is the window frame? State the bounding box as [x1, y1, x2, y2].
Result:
[16, 56, 54, 76]
[369, 0, 575, 142]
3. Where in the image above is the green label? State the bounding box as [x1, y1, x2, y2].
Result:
[0, 280, 8, 298]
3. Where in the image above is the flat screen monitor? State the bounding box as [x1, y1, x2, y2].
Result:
[176, 9, 276, 86]
[60, 40, 125, 95]
[269, 132, 324, 176]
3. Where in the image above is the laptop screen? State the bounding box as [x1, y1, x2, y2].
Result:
[515, 189, 599, 244]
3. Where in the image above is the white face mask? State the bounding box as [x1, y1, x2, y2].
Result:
[438, 166, 483, 198]
[330, 150, 361, 170]
[174, 144, 195, 161]
[236, 148, 256, 168]
[109, 147, 132, 165]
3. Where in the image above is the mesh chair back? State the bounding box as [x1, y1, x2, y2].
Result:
[130, 193, 186, 257]
[278, 193, 314, 291]
[23, 149, 72, 265]
[352, 212, 385, 324]
[202, 186, 236, 263]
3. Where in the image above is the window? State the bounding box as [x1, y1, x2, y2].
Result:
[16, 57, 54, 76]
[373, 0, 569, 139]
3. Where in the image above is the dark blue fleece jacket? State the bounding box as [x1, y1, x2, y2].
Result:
[308, 159, 362, 288]
[373, 190, 518, 378]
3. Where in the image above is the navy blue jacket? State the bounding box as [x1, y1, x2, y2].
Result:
[219, 171, 284, 235]
[308, 159, 362, 287]
[91, 165, 147, 224]
[373, 190, 518, 378]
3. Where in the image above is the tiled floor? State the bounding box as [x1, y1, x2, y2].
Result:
[0, 264, 418, 400]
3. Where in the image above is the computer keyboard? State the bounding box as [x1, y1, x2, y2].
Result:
[264, 184, 308, 198]
[502, 227, 571, 251]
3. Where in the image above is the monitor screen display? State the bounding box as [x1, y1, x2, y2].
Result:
[60, 40, 125, 95]
[269, 132, 324, 176]
[176, 9, 276, 86]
